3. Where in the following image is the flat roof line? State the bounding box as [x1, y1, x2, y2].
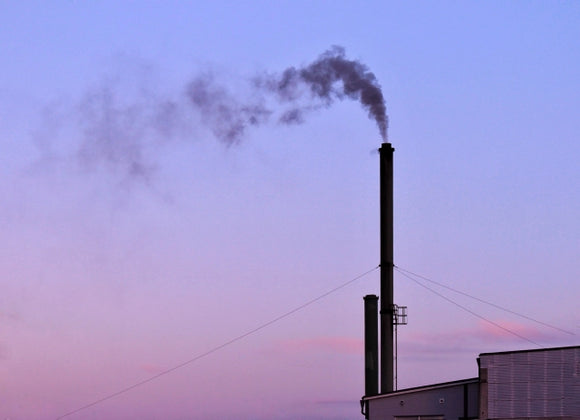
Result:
[363, 377, 479, 401]
[479, 345, 580, 357]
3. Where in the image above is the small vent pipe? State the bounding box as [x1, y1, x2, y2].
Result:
[364, 294, 379, 397]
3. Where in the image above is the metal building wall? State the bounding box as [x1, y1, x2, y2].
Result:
[479, 346, 580, 419]
[365, 379, 479, 420]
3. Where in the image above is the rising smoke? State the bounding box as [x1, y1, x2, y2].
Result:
[37, 47, 388, 181]
[254, 46, 388, 141]
[185, 73, 272, 145]
[187, 46, 388, 145]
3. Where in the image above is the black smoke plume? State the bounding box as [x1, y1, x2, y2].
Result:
[256, 46, 388, 141]
[186, 73, 271, 146]
[36, 47, 388, 182]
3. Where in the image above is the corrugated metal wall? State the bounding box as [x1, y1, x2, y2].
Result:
[480, 347, 580, 419]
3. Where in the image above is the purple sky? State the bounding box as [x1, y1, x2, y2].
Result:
[1, 2, 579, 419]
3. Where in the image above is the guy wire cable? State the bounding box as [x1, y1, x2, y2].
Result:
[56, 264, 379, 419]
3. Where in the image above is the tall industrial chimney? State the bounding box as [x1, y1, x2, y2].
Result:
[379, 142, 394, 393]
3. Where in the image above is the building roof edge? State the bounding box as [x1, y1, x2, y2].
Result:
[362, 377, 479, 401]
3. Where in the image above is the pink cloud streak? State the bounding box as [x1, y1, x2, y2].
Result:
[400, 319, 574, 360]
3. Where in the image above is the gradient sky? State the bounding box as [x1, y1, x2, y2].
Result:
[1, 2, 579, 419]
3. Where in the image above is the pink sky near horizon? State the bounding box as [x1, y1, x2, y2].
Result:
[1, 2, 579, 419]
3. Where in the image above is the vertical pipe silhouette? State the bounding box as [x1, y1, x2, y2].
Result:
[364, 294, 379, 399]
[379, 142, 394, 393]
